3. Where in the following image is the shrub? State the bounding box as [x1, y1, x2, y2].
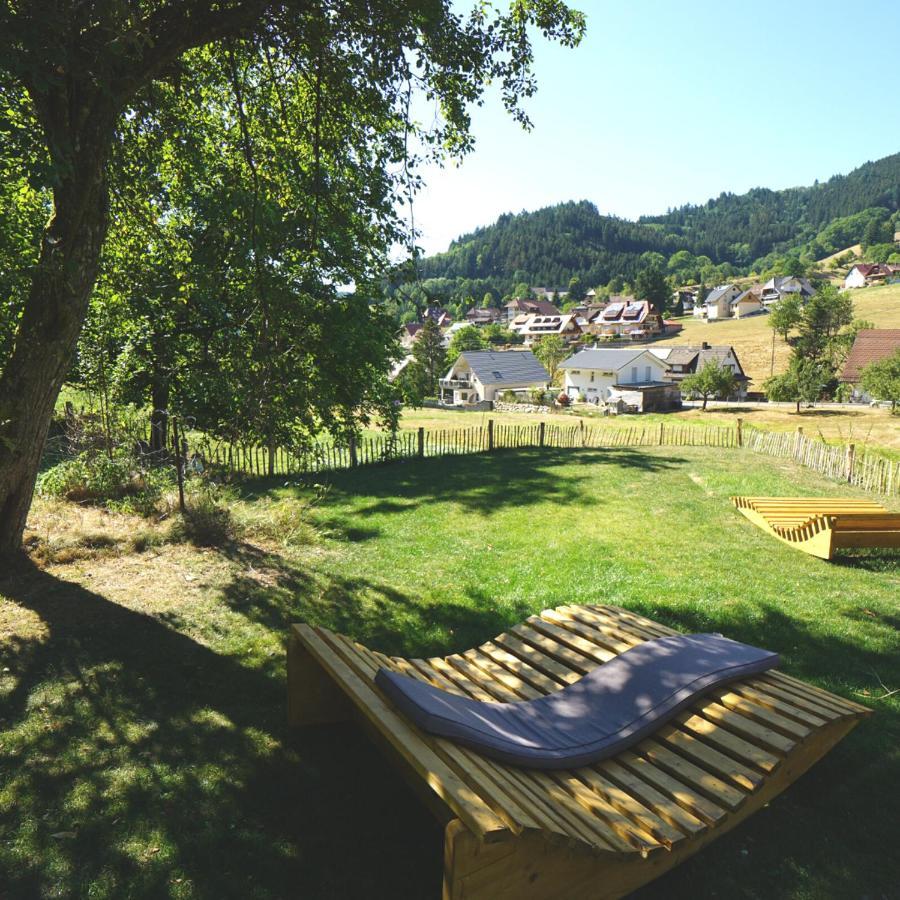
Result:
[38, 450, 173, 514]
[170, 484, 236, 547]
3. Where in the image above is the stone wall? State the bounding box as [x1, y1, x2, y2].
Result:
[493, 401, 553, 415]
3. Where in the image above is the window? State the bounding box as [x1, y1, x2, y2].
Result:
[492, 371, 503, 380]
[645, 365, 652, 381]
[631, 366, 638, 383]
[590, 372, 595, 383]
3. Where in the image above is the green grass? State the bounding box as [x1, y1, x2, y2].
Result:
[1, 447, 898, 898]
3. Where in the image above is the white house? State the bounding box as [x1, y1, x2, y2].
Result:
[843, 263, 900, 290]
[516, 313, 582, 346]
[760, 275, 815, 306]
[650, 342, 749, 399]
[731, 288, 765, 318]
[589, 299, 663, 338]
[558, 347, 670, 402]
[702, 284, 743, 320]
[439, 350, 549, 405]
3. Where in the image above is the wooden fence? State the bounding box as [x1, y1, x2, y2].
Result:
[193, 417, 899, 497]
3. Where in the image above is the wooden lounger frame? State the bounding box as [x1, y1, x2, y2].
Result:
[731, 496, 900, 560]
[288, 605, 869, 899]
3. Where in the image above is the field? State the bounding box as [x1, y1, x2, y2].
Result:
[665, 282, 900, 388]
[2, 446, 898, 898]
[396, 404, 900, 454]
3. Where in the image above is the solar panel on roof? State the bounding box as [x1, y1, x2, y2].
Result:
[622, 302, 643, 320]
[603, 303, 624, 319]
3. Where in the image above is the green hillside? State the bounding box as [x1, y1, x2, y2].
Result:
[410, 152, 900, 305]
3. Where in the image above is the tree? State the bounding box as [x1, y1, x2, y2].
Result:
[532, 334, 568, 383]
[680, 361, 738, 410]
[0, 1, 585, 553]
[860, 350, 900, 411]
[769, 294, 803, 341]
[634, 266, 671, 313]
[412, 318, 447, 397]
[765, 359, 829, 413]
[446, 326, 488, 365]
[566, 276, 585, 303]
[792, 284, 853, 368]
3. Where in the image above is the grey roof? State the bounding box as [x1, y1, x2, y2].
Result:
[704, 284, 737, 304]
[651, 344, 748, 380]
[459, 350, 549, 385]
[559, 347, 654, 371]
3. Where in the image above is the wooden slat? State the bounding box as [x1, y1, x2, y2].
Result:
[674, 712, 781, 774]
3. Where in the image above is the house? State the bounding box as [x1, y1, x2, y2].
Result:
[759, 276, 815, 306]
[516, 313, 582, 346]
[731, 288, 766, 319]
[840, 329, 900, 401]
[674, 288, 696, 313]
[465, 307, 504, 326]
[439, 350, 549, 405]
[423, 305, 453, 327]
[399, 322, 422, 349]
[843, 263, 900, 289]
[700, 284, 743, 320]
[505, 297, 561, 322]
[590, 299, 663, 338]
[650, 342, 749, 399]
[388, 355, 414, 382]
[558, 347, 671, 403]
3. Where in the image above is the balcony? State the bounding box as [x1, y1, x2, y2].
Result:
[440, 377, 473, 388]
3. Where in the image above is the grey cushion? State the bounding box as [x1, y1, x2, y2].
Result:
[375, 633, 778, 769]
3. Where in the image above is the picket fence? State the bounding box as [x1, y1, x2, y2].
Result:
[193, 417, 899, 497]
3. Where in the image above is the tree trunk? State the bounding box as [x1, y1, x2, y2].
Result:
[0, 114, 112, 554]
[150, 377, 170, 458]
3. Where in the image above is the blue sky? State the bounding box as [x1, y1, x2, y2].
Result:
[409, 0, 900, 256]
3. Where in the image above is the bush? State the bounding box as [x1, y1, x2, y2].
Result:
[171, 483, 236, 547]
[38, 450, 173, 515]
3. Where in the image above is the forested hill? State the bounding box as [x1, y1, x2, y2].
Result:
[417, 152, 900, 294]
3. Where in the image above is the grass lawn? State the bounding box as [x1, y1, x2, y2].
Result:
[666, 281, 900, 388]
[2, 447, 898, 898]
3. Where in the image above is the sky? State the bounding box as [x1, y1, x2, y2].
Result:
[408, 0, 900, 257]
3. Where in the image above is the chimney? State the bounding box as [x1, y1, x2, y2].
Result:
[701, 341, 710, 350]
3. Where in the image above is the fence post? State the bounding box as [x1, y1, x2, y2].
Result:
[173, 418, 186, 513]
[794, 426, 803, 460]
[579, 418, 585, 447]
[845, 443, 855, 483]
[539, 421, 546, 448]
[349, 435, 358, 468]
[488, 419, 494, 452]
[417, 427, 425, 458]
[736, 417, 743, 448]
[658, 422, 664, 445]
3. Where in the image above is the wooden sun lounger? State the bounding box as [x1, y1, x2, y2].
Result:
[731, 496, 900, 560]
[288, 604, 870, 899]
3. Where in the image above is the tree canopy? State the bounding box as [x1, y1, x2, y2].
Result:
[0, 0, 586, 552]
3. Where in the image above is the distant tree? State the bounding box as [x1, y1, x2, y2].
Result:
[566, 276, 585, 302]
[860, 349, 900, 411]
[793, 284, 853, 367]
[867, 243, 898, 264]
[695, 283, 708, 307]
[764, 359, 829, 413]
[533, 334, 568, 383]
[482, 291, 495, 308]
[608, 276, 624, 294]
[446, 325, 488, 364]
[680, 360, 737, 410]
[671, 294, 684, 317]
[784, 256, 807, 277]
[863, 216, 893, 248]
[395, 362, 427, 407]
[634, 266, 671, 312]
[412, 317, 447, 396]
[513, 282, 533, 300]
[769, 294, 803, 341]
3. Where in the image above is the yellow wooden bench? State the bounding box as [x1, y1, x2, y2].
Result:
[731, 496, 900, 560]
[288, 604, 869, 899]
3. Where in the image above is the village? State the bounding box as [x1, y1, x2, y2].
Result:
[395, 260, 900, 415]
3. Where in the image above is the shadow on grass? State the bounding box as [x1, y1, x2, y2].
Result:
[0, 554, 519, 898]
[240, 447, 685, 520]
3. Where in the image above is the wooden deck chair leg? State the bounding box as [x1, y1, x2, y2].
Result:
[287, 630, 352, 726]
